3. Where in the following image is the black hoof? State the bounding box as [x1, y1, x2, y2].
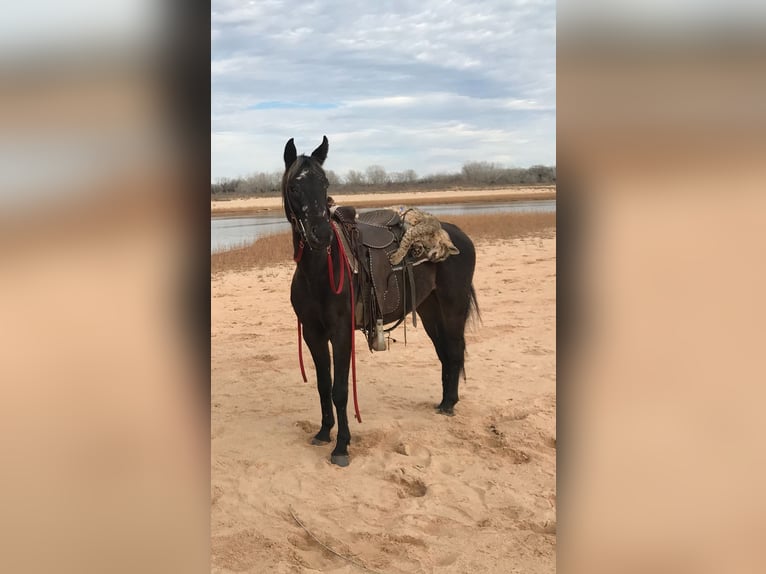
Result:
[437, 404, 455, 416]
[330, 454, 350, 467]
[311, 437, 331, 445]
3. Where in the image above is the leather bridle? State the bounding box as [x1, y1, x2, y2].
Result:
[284, 183, 310, 245]
[283, 160, 330, 250]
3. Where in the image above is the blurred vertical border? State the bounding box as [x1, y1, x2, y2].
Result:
[559, 2, 766, 573]
[0, 1, 210, 572]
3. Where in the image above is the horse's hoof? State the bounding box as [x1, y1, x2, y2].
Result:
[437, 405, 455, 416]
[311, 437, 331, 446]
[330, 454, 350, 467]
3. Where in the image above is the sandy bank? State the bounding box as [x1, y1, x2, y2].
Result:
[211, 234, 556, 573]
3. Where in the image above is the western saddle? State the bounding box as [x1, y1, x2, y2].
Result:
[331, 205, 423, 351]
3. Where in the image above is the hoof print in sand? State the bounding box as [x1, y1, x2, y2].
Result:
[295, 420, 318, 434]
[388, 470, 428, 498]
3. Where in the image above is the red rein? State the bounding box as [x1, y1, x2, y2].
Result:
[295, 222, 361, 423]
[327, 241, 344, 295]
[293, 240, 304, 263]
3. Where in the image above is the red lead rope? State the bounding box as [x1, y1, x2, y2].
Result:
[297, 319, 308, 383]
[332, 222, 361, 424]
[293, 239, 304, 263]
[327, 243, 344, 295]
[295, 222, 361, 423]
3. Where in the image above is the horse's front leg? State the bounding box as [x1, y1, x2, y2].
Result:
[329, 326, 352, 467]
[302, 323, 334, 444]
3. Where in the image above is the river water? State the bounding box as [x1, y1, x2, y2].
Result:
[211, 199, 556, 253]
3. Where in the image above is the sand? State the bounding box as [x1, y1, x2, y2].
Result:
[211, 234, 556, 573]
[211, 186, 555, 214]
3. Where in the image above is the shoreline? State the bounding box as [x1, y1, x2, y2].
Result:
[211, 210, 555, 272]
[211, 186, 555, 217]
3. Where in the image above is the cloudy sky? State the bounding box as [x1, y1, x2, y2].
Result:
[211, 0, 555, 181]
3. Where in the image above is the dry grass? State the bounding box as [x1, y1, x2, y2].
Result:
[443, 211, 556, 242]
[211, 233, 293, 274]
[211, 210, 555, 275]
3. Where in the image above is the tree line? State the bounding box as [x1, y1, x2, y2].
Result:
[211, 161, 555, 197]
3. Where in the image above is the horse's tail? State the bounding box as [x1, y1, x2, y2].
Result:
[468, 284, 481, 326]
[462, 284, 481, 383]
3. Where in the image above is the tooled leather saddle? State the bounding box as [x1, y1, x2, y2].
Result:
[331, 205, 421, 350]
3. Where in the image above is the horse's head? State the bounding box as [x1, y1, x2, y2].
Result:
[282, 136, 332, 250]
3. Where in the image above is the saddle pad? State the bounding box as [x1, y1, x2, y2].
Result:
[356, 221, 396, 249]
[358, 209, 401, 227]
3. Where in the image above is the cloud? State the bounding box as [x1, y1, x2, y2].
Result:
[248, 101, 339, 110]
[211, 0, 555, 180]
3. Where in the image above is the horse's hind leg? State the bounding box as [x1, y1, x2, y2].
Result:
[437, 311, 467, 415]
[302, 325, 334, 444]
[416, 293, 454, 414]
[418, 290, 469, 415]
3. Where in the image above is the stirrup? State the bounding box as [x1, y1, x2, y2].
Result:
[372, 318, 387, 351]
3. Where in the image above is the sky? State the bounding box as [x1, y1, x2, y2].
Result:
[211, 0, 556, 181]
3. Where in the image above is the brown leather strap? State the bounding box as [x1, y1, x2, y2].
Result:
[406, 261, 417, 328]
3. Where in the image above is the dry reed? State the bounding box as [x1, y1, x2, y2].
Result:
[211, 210, 555, 275]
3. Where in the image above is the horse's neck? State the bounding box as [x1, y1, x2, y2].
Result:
[298, 250, 327, 272]
[293, 232, 352, 294]
[293, 233, 328, 277]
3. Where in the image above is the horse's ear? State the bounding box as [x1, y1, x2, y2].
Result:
[310, 135, 329, 165]
[284, 138, 297, 170]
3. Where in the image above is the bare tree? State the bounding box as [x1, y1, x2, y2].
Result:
[325, 169, 341, 187]
[345, 169, 366, 185]
[526, 165, 556, 183]
[462, 161, 503, 184]
[212, 177, 239, 194]
[390, 169, 418, 184]
[365, 165, 388, 185]
[402, 169, 417, 183]
[213, 162, 554, 196]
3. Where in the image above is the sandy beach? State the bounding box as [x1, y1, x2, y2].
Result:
[211, 186, 555, 215]
[211, 230, 556, 573]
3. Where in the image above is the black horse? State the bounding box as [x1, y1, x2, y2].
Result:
[283, 136, 478, 466]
